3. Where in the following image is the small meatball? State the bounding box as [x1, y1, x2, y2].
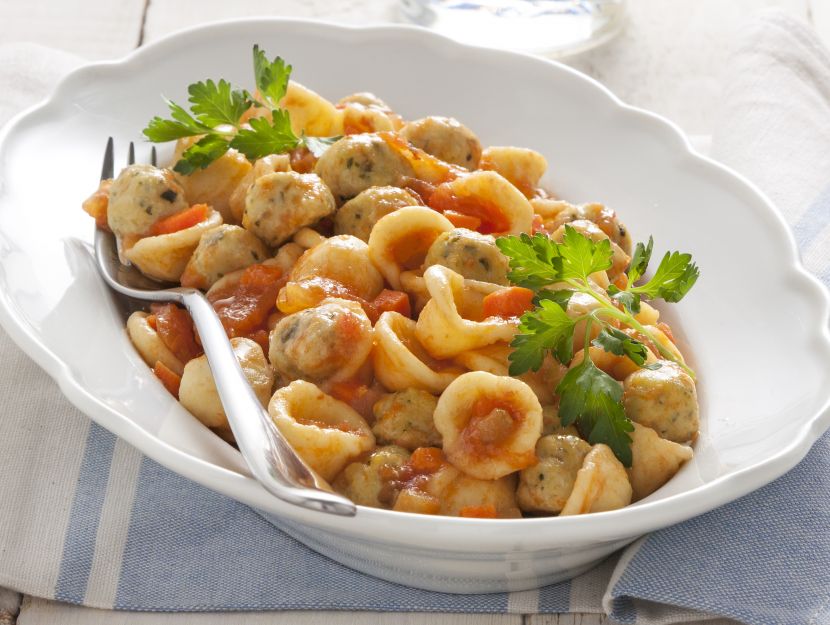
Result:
[338, 92, 390, 108]
[372, 389, 442, 451]
[290, 234, 384, 301]
[334, 186, 420, 242]
[180, 225, 269, 289]
[479, 146, 547, 197]
[107, 164, 187, 238]
[243, 171, 336, 247]
[332, 445, 410, 508]
[178, 338, 274, 440]
[228, 154, 291, 223]
[560, 444, 633, 515]
[423, 228, 509, 285]
[341, 103, 397, 134]
[269, 298, 373, 384]
[314, 133, 415, 203]
[400, 116, 482, 170]
[541, 405, 580, 437]
[623, 362, 699, 443]
[517, 435, 592, 514]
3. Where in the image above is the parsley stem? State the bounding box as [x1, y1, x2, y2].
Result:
[563, 277, 696, 380]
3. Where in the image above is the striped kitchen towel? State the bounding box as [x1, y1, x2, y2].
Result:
[1, 10, 829, 624]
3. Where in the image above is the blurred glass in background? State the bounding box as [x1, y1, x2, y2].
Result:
[399, 0, 626, 57]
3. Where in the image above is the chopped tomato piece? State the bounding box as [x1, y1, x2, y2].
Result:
[443, 209, 482, 231]
[531, 214, 545, 234]
[151, 303, 202, 363]
[459, 505, 498, 519]
[145, 314, 157, 330]
[149, 204, 209, 236]
[482, 287, 535, 320]
[326, 380, 385, 421]
[372, 289, 411, 318]
[82, 179, 111, 230]
[612, 272, 629, 291]
[246, 329, 270, 354]
[658, 321, 676, 343]
[400, 177, 434, 205]
[153, 360, 181, 398]
[209, 264, 284, 338]
[428, 184, 510, 234]
[289, 146, 317, 173]
[409, 447, 445, 474]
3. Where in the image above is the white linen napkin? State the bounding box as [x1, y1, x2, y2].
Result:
[0, 11, 828, 623]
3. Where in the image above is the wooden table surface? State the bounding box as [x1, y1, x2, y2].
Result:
[1, 0, 827, 623]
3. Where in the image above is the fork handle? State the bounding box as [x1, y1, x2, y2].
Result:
[179, 290, 357, 517]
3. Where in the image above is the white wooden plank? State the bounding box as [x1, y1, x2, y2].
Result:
[143, 0, 398, 42]
[18, 597, 521, 625]
[809, 0, 830, 43]
[566, 0, 810, 134]
[0, 0, 146, 59]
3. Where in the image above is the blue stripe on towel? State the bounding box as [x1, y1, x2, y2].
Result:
[54, 422, 117, 603]
[792, 183, 830, 248]
[538, 580, 571, 612]
[115, 457, 511, 612]
[608, 429, 830, 625]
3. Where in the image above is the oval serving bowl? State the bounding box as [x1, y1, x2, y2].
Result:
[1, 19, 830, 594]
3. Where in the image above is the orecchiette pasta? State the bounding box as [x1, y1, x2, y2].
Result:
[428, 171, 533, 235]
[179, 338, 274, 442]
[415, 265, 518, 359]
[373, 311, 464, 394]
[269, 379, 375, 481]
[560, 444, 633, 515]
[367, 206, 454, 290]
[126, 311, 185, 375]
[124, 209, 223, 282]
[433, 371, 542, 480]
[627, 423, 693, 501]
[479, 146, 547, 197]
[88, 64, 699, 520]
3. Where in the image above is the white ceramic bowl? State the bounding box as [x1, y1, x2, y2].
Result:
[1, 19, 830, 594]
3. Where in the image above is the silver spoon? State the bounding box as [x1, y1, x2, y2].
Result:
[93, 137, 356, 517]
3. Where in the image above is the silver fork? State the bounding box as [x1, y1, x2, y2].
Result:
[94, 138, 356, 516]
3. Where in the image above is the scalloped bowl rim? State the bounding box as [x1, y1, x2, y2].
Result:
[1, 17, 829, 551]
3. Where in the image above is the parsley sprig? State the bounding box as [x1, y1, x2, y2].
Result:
[142, 45, 339, 174]
[496, 227, 699, 465]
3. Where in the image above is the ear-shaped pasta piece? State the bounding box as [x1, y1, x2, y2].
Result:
[550, 219, 630, 281]
[453, 343, 564, 405]
[479, 146, 547, 198]
[279, 81, 344, 136]
[373, 311, 464, 394]
[179, 338, 274, 441]
[269, 379, 375, 481]
[415, 265, 518, 359]
[642, 324, 688, 368]
[569, 343, 658, 382]
[124, 209, 223, 282]
[428, 170, 533, 235]
[439, 473, 521, 518]
[560, 444, 633, 515]
[126, 311, 185, 375]
[228, 154, 292, 223]
[368, 206, 454, 289]
[290, 235, 384, 301]
[341, 102, 397, 134]
[433, 371, 542, 480]
[173, 144, 252, 223]
[399, 270, 501, 317]
[292, 227, 327, 250]
[517, 434, 592, 514]
[627, 423, 693, 501]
